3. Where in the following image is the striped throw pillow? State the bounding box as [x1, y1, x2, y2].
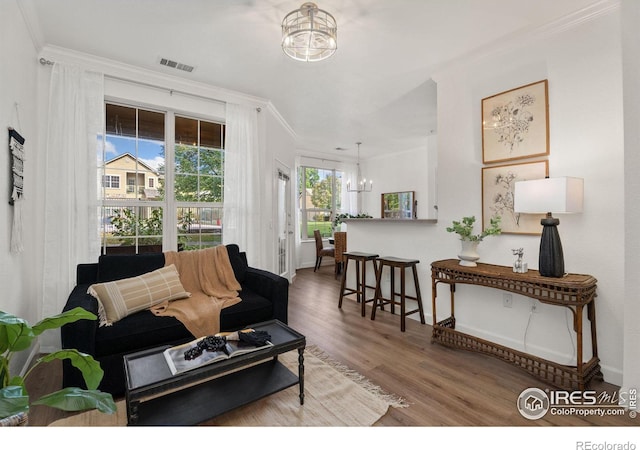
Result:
[88, 264, 190, 326]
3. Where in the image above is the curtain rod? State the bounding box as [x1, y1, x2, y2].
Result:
[38, 57, 262, 112]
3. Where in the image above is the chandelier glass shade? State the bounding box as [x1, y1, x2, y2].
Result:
[282, 2, 337, 62]
[347, 142, 372, 193]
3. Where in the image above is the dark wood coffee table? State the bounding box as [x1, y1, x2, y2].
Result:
[123, 319, 306, 426]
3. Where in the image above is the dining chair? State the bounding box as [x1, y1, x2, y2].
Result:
[333, 231, 347, 279]
[313, 229, 335, 272]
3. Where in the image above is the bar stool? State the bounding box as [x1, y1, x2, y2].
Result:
[338, 251, 379, 317]
[371, 256, 426, 332]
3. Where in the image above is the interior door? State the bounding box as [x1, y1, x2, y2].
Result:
[276, 166, 292, 281]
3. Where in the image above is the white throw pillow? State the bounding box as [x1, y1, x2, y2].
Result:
[88, 264, 190, 326]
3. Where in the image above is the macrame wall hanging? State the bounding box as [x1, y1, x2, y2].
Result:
[8, 126, 25, 253]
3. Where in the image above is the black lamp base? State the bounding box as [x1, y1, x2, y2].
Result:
[539, 214, 565, 277]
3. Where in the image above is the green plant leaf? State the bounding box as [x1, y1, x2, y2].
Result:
[447, 215, 501, 241]
[31, 307, 96, 336]
[39, 350, 104, 390]
[0, 311, 35, 353]
[32, 387, 116, 414]
[0, 385, 29, 418]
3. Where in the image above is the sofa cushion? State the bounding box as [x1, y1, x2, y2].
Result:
[225, 244, 248, 283]
[93, 286, 273, 356]
[218, 285, 273, 330]
[88, 264, 191, 326]
[94, 310, 192, 356]
[97, 253, 165, 282]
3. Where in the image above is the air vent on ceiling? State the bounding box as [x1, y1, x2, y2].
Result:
[159, 57, 195, 73]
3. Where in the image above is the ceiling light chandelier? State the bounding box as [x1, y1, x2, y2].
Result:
[347, 142, 372, 193]
[282, 2, 337, 62]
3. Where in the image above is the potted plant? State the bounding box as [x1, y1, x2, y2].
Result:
[0, 307, 116, 425]
[446, 215, 502, 266]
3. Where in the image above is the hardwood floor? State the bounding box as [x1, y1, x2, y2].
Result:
[26, 267, 636, 427]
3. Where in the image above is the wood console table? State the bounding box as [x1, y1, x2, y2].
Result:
[430, 259, 602, 390]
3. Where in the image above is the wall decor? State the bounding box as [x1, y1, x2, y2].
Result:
[381, 191, 416, 219]
[8, 128, 25, 204]
[8, 127, 25, 253]
[481, 160, 548, 235]
[482, 80, 549, 164]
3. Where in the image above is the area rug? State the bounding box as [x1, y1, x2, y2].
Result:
[49, 345, 407, 427]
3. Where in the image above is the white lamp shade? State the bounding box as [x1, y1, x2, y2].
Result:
[514, 177, 584, 214]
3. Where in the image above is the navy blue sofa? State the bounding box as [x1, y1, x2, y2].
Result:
[61, 244, 289, 397]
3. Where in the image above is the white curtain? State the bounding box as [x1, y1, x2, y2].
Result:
[41, 63, 104, 349]
[223, 103, 261, 266]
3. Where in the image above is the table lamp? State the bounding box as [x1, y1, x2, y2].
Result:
[514, 177, 584, 277]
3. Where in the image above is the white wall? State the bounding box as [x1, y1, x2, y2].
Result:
[263, 105, 297, 277]
[350, 8, 626, 385]
[0, 0, 42, 371]
[360, 134, 438, 221]
[621, 0, 640, 394]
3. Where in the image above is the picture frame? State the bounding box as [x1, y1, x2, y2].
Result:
[482, 160, 549, 235]
[482, 80, 549, 164]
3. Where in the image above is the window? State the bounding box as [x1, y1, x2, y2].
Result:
[100, 103, 225, 254]
[174, 116, 225, 250]
[101, 103, 165, 254]
[103, 175, 120, 188]
[298, 166, 343, 239]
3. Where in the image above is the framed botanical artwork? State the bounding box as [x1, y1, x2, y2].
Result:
[482, 80, 549, 164]
[482, 160, 548, 235]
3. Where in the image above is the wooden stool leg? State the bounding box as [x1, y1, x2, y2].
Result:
[360, 259, 368, 316]
[355, 260, 361, 304]
[400, 265, 406, 332]
[371, 261, 384, 320]
[389, 266, 396, 315]
[412, 264, 426, 324]
[338, 257, 350, 309]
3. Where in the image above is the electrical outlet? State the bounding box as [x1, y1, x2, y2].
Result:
[503, 293, 513, 308]
[531, 299, 539, 313]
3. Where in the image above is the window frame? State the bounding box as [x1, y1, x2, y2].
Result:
[100, 101, 226, 254]
[298, 165, 343, 240]
[102, 174, 120, 189]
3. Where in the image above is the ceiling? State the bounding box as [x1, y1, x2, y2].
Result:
[24, 0, 599, 160]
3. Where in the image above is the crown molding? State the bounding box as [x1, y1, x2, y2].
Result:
[38, 45, 301, 137]
[432, 0, 620, 82]
[39, 45, 271, 109]
[265, 101, 297, 140]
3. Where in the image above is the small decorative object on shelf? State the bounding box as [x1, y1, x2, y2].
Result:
[512, 247, 528, 273]
[446, 216, 501, 267]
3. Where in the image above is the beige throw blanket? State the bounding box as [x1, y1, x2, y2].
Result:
[150, 245, 241, 337]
